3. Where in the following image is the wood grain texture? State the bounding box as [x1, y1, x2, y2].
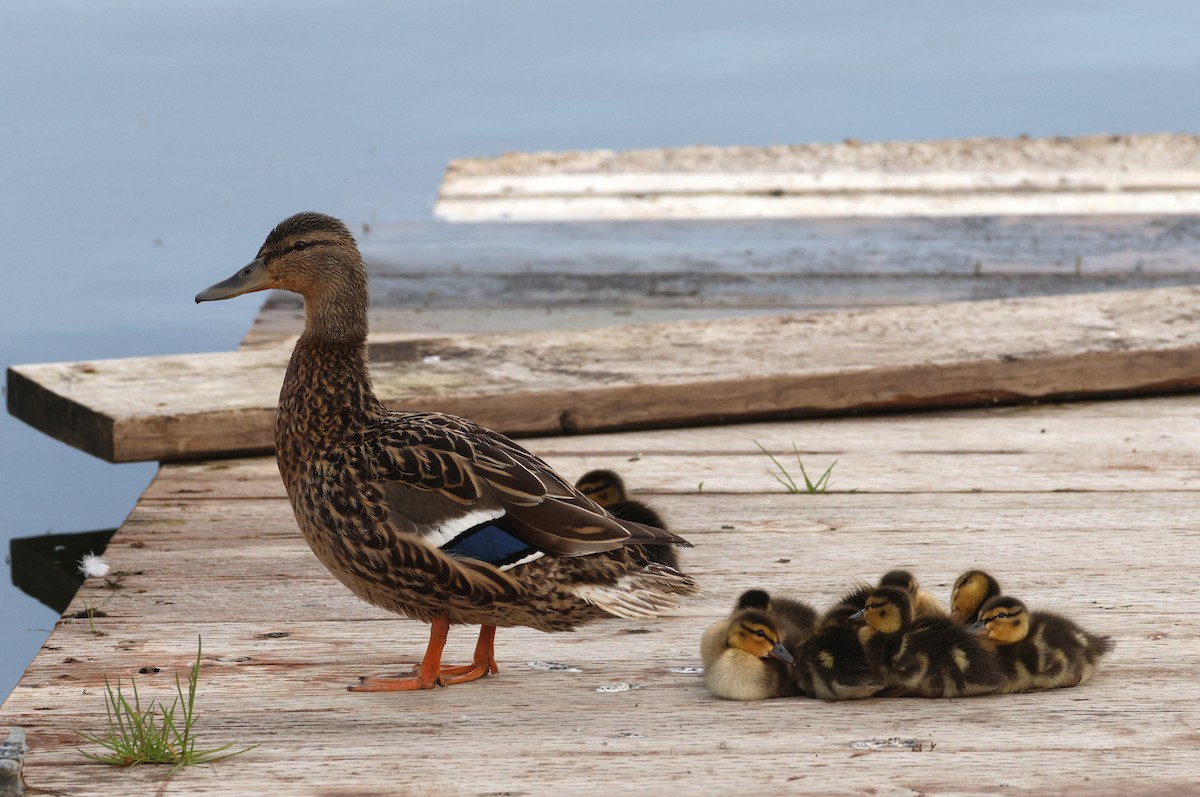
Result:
[2, 397, 1198, 795]
[11, 285, 1200, 463]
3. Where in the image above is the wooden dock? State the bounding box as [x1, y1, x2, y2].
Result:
[4, 400, 1200, 795]
[5, 185, 1200, 792]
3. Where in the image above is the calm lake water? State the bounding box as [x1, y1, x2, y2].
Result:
[3, 0, 1200, 700]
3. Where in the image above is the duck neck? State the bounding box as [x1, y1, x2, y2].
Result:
[303, 269, 370, 346]
[278, 276, 384, 444]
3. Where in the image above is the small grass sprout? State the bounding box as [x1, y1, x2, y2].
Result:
[81, 601, 100, 635]
[78, 637, 255, 771]
[754, 440, 838, 494]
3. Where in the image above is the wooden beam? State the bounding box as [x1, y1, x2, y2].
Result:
[246, 214, 1200, 346]
[9, 286, 1200, 463]
[435, 133, 1200, 220]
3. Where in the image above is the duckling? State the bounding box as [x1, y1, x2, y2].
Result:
[196, 213, 698, 691]
[574, 469, 677, 569]
[853, 586, 1005, 698]
[974, 596, 1113, 693]
[878, 569, 948, 619]
[752, 583, 879, 701]
[950, 569, 1002, 624]
[701, 591, 798, 701]
[794, 625, 884, 700]
[574, 469, 629, 509]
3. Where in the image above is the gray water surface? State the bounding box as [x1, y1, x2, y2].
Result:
[4, 0, 1200, 701]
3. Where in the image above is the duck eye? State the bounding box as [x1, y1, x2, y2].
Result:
[293, 240, 307, 251]
[754, 629, 766, 639]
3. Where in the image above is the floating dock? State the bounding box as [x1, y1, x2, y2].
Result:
[3, 137, 1200, 795]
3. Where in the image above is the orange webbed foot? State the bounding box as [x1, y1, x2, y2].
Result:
[347, 620, 498, 692]
[350, 672, 441, 692]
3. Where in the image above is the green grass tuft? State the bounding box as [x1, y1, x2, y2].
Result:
[78, 637, 255, 771]
[754, 440, 839, 494]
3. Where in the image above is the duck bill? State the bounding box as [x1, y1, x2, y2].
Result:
[195, 257, 272, 303]
[768, 642, 795, 665]
[848, 609, 865, 622]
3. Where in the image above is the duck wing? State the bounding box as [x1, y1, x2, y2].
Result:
[362, 412, 689, 566]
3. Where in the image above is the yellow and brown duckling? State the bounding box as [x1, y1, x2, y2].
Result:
[774, 582, 881, 700]
[701, 590, 801, 701]
[878, 569, 948, 619]
[853, 586, 1005, 698]
[196, 213, 698, 691]
[950, 569, 1002, 624]
[973, 596, 1113, 693]
[574, 469, 677, 569]
[793, 594, 883, 701]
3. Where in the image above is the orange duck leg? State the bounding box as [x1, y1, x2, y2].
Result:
[350, 618, 499, 691]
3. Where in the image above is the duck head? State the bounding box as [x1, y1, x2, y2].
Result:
[196, 212, 366, 342]
[972, 595, 1029, 646]
[850, 586, 913, 634]
[951, 570, 1002, 623]
[726, 610, 794, 664]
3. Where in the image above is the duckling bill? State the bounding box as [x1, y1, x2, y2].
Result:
[196, 213, 698, 690]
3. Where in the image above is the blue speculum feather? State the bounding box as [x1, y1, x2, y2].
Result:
[441, 520, 538, 568]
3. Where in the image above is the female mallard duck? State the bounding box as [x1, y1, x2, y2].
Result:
[700, 590, 799, 701]
[574, 469, 677, 569]
[973, 596, 1113, 692]
[196, 212, 698, 690]
[949, 569, 1002, 624]
[877, 569, 948, 619]
[852, 586, 1004, 698]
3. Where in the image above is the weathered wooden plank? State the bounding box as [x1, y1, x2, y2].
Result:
[11, 286, 1200, 463]
[354, 215, 1200, 279]
[440, 187, 1200, 222]
[435, 133, 1200, 220]
[134, 396, 1200, 499]
[3, 396, 1197, 794]
[86, 494, 1200, 624]
[251, 214, 1200, 345]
